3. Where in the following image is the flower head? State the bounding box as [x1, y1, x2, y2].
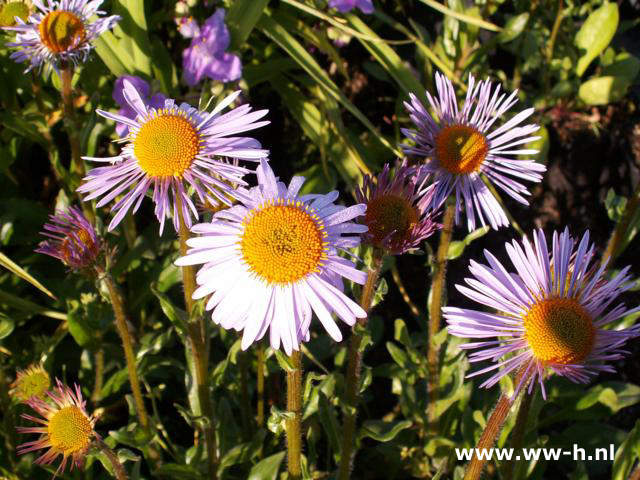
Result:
[0, 0, 31, 27]
[355, 162, 441, 254]
[112, 75, 166, 137]
[10, 364, 50, 403]
[3, 0, 119, 71]
[176, 15, 199, 38]
[78, 80, 269, 233]
[402, 73, 546, 231]
[176, 159, 368, 354]
[182, 9, 241, 86]
[329, 0, 374, 14]
[36, 206, 100, 270]
[444, 228, 640, 399]
[17, 379, 98, 475]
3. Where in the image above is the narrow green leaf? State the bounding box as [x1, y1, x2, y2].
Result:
[150, 283, 188, 337]
[575, 2, 619, 76]
[120, 0, 152, 75]
[357, 420, 412, 442]
[0, 251, 56, 299]
[417, 0, 500, 32]
[247, 451, 286, 480]
[318, 392, 341, 457]
[0, 289, 65, 320]
[446, 226, 490, 260]
[93, 31, 135, 76]
[613, 419, 640, 480]
[227, 0, 270, 50]
[273, 349, 295, 372]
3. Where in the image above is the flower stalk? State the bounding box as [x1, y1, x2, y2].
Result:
[95, 438, 129, 480]
[427, 201, 455, 431]
[98, 268, 149, 430]
[59, 63, 85, 180]
[177, 205, 218, 479]
[337, 250, 384, 480]
[286, 350, 303, 480]
[503, 385, 535, 480]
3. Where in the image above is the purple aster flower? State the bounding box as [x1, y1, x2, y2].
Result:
[329, 0, 374, 14]
[2, 0, 119, 71]
[444, 228, 640, 399]
[182, 9, 241, 86]
[355, 162, 441, 254]
[36, 206, 100, 270]
[176, 159, 368, 354]
[78, 80, 269, 233]
[112, 75, 166, 137]
[402, 72, 546, 231]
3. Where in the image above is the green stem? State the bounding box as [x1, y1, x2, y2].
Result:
[427, 202, 455, 432]
[92, 347, 105, 404]
[602, 181, 640, 264]
[503, 385, 535, 480]
[59, 63, 85, 180]
[464, 366, 531, 480]
[286, 350, 303, 480]
[337, 250, 384, 480]
[257, 343, 265, 428]
[96, 438, 129, 480]
[391, 262, 421, 318]
[177, 205, 218, 479]
[99, 270, 149, 430]
[544, 0, 564, 93]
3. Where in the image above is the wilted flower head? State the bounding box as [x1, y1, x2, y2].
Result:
[36, 206, 100, 270]
[10, 364, 50, 403]
[444, 228, 640, 399]
[78, 80, 269, 233]
[0, 0, 31, 27]
[2, 0, 119, 71]
[17, 379, 98, 475]
[402, 72, 546, 231]
[112, 75, 166, 137]
[176, 159, 368, 354]
[182, 9, 242, 86]
[355, 162, 441, 254]
[329, 0, 374, 14]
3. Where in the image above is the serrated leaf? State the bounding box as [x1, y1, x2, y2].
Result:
[247, 451, 286, 480]
[357, 420, 412, 442]
[575, 2, 619, 76]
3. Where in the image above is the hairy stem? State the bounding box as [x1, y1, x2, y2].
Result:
[100, 270, 149, 430]
[177, 205, 218, 479]
[603, 181, 640, 264]
[59, 64, 85, 179]
[427, 202, 455, 432]
[337, 251, 384, 480]
[96, 438, 129, 480]
[503, 385, 534, 480]
[464, 366, 531, 480]
[286, 350, 303, 480]
[257, 343, 265, 427]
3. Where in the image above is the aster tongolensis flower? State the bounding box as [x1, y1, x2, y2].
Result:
[444, 228, 640, 398]
[78, 80, 269, 233]
[17, 379, 98, 475]
[36, 206, 100, 270]
[355, 162, 441, 255]
[2, 0, 119, 71]
[402, 72, 546, 231]
[176, 159, 368, 354]
[10, 364, 50, 402]
[0, 0, 30, 27]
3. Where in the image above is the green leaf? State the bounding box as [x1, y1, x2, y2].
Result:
[0, 313, 14, 340]
[386, 342, 409, 369]
[498, 13, 529, 43]
[601, 52, 640, 82]
[578, 76, 630, 105]
[318, 392, 341, 458]
[66, 300, 96, 349]
[94, 31, 135, 76]
[150, 283, 188, 337]
[154, 464, 201, 479]
[357, 420, 412, 442]
[119, 0, 152, 76]
[575, 2, 619, 76]
[416, 0, 500, 32]
[0, 289, 65, 321]
[247, 451, 286, 480]
[273, 349, 295, 372]
[227, 0, 269, 50]
[447, 226, 490, 260]
[0, 251, 56, 299]
[613, 419, 640, 480]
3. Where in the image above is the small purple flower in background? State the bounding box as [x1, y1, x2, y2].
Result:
[177, 15, 200, 38]
[36, 206, 100, 270]
[182, 9, 242, 87]
[329, 0, 374, 14]
[112, 75, 166, 137]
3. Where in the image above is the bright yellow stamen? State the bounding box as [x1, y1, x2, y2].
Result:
[38, 10, 85, 54]
[0, 2, 30, 27]
[523, 297, 595, 365]
[133, 113, 200, 178]
[364, 194, 418, 249]
[241, 201, 327, 284]
[47, 406, 92, 455]
[435, 124, 489, 174]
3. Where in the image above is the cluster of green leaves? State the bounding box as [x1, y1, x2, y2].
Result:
[0, 0, 639, 479]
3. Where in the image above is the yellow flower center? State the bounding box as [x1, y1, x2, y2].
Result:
[133, 113, 200, 178]
[16, 371, 50, 401]
[38, 10, 86, 54]
[523, 297, 595, 365]
[435, 124, 489, 174]
[47, 406, 92, 455]
[241, 201, 327, 284]
[0, 1, 30, 27]
[364, 194, 418, 249]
